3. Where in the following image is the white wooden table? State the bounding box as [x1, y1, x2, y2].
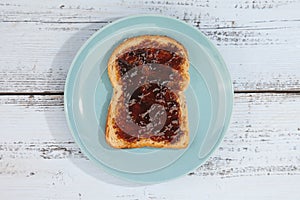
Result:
[1, 1, 300, 199]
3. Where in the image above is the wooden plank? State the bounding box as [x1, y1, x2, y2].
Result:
[0, 23, 299, 93]
[1, 165, 300, 199]
[0, 94, 300, 199]
[1, 0, 300, 92]
[0, 23, 105, 93]
[1, 0, 300, 25]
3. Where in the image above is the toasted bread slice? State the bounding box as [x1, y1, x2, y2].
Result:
[106, 35, 190, 148]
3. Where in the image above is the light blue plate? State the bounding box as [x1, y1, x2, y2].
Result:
[64, 15, 233, 183]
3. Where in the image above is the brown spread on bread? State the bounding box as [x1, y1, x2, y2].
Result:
[113, 44, 185, 143]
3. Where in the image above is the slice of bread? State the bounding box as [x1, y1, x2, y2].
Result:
[106, 35, 190, 148]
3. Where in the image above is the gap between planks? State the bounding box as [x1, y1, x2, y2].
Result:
[0, 92, 64, 96]
[0, 90, 300, 96]
[2, 20, 299, 31]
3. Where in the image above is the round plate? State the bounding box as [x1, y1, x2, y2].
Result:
[64, 15, 233, 183]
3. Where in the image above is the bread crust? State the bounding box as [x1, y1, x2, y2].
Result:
[105, 35, 190, 149]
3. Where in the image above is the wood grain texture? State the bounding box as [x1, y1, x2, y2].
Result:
[0, 94, 300, 199]
[1, 0, 300, 92]
[1, 0, 300, 199]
